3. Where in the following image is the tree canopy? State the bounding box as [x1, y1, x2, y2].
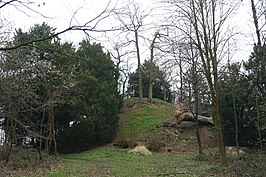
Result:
[0, 23, 122, 157]
[127, 60, 172, 102]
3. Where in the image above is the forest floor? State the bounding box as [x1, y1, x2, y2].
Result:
[1, 98, 266, 176]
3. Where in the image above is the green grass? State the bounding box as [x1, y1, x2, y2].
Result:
[44, 146, 220, 177]
[116, 98, 176, 141]
[8, 146, 266, 177]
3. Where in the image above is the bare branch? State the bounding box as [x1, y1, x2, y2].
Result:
[0, 1, 119, 51]
[0, 0, 17, 9]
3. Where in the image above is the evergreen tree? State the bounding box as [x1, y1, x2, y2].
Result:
[0, 23, 122, 155]
[55, 41, 122, 153]
[127, 60, 172, 102]
[220, 63, 257, 147]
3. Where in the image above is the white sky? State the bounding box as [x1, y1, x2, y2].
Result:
[1, 0, 258, 62]
[3, 0, 118, 42]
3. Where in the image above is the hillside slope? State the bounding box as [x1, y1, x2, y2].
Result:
[115, 97, 217, 152]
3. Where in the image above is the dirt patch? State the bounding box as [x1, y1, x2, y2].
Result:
[118, 103, 136, 127]
[157, 120, 217, 153]
[199, 126, 217, 148]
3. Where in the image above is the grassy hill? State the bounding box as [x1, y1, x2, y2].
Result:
[115, 97, 176, 147]
[115, 97, 217, 153]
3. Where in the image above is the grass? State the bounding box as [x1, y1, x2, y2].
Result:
[44, 146, 220, 177]
[3, 146, 266, 177]
[116, 98, 176, 142]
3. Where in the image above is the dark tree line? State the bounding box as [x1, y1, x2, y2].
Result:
[219, 0, 266, 151]
[220, 44, 266, 150]
[0, 23, 122, 163]
[127, 60, 173, 103]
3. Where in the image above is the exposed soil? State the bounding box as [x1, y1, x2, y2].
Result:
[158, 120, 217, 153]
[117, 102, 136, 128]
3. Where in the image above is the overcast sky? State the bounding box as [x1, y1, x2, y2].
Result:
[1, 0, 256, 62]
[3, 0, 117, 42]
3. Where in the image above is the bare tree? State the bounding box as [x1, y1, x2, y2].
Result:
[113, 1, 151, 102]
[162, 0, 240, 164]
[109, 40, 133, 97]
[156, 32, 187, 103]
[188, 34, 204, 157]
[148, 31, 160, 102]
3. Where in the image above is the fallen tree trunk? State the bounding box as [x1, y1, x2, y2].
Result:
[174, 103, 214, 125]
[176, 112, 214, 125]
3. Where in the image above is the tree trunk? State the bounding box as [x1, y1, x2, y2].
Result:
[233, 95, 240, 156]
[256, 94, 263, 150]
[138, 65, 143, 102]
[148, 78, 153, 102]
[179, 49, 184, 102]
[38, 108, 46, 161]
[190, 0, 227, 165]
[51, 107, 57, 155]
[135, 30, 143, 102]
[122, 75, 128, 98]
[251, 0, 261, 46]
[148, 32, 159, 102]
[190, 32, 203, 157]
[163, 82, 167, 102]
[251, 0, 266, 92]
[195, 116, 203, 156]
[213, 98, 227, 165]
[46, 105, 57, 155]
[5, 119, 16, 165]
[194, 81, 203, 157]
